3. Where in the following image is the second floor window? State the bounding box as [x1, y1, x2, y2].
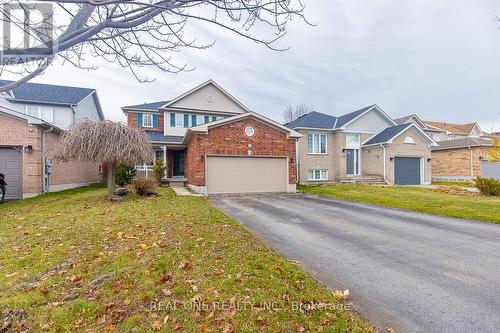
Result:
[142, 114, 153, 127]
[307, 133, 327, 154]
[26, 105, 53, 123]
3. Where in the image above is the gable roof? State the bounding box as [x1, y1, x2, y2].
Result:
[122, 101, 170, 111]
[285, 111, 337, 129]
[362, 123, 438, 147]
[285, 105, 396, 130]
[161, 79, 250, 112]
[335, 105, 377, 128]
[431, 137, 492, 151]
[394, 113, 435, 131]
[184, 111, 302, 144]
[0, 80, 95, 106]
[422, 120, 479, 135]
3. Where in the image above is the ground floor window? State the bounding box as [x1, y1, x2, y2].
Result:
[308, 169, 328, 181]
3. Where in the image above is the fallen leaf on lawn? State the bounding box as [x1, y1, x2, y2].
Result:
[192, 285, 198, 292]
[223, 323, 234, 333]
[179, 262, 193, 270]
[162, 288, 172, 296]
[163, 315, 169, 324]
[117, 232, 123, 239]
[112, 278, 123, 291]
[40, 288, 49, 296]
[151, 320, 163, 331]
[191, 294, 203, 303]
[159, 273, 172, 284]
[6, 272, 18, 278]
[140, 243, 148, 250]
[70, 274, 82, 283]
[123, 299, 131, 305]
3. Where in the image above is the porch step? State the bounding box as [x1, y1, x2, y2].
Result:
[340, 176, 386, 184]
[166, 177, 188, 188]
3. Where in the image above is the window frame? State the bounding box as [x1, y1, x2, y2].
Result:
[25, 105, 54, 123]
[307, 132, 327, 154]
[308, 169, 328, 181]
[175, 113, 184, 128]
[142, 113, 153, 128]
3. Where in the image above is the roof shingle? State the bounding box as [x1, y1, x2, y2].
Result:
[0, 80, 95, 105]
[432, 137, 492, 150]
[363, 124, 412, 146]
[122, 101, 169, 110]
[145, 130, 184, 143]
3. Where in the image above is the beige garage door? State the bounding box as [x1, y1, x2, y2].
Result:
[206, 156, 288, 194]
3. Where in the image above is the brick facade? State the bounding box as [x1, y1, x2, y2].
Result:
[432, 147, 492, 179]
[0, 113, 102, 197]
[184, 118, 297, 186]
[127, 111, 163, 131]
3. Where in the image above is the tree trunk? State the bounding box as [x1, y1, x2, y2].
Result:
[107, 162, 115, 198]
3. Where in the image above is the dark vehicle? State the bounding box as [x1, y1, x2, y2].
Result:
[0, 173, 6, 203]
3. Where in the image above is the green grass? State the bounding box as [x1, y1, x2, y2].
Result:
[299, 184, 500, 224]
[0, 184, 373, 332]
[431, 180, 475, 187]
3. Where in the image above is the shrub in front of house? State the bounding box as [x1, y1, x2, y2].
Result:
[475, 177, 500, 196]
[116, 164, 137, 186]
[152, 159, 165, 185]
[133, 178, 157, 196]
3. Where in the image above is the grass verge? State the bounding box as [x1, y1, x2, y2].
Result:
[0, 184, 373, 332]
[298, 184, 500, 224]
[431, 180, 474, 187]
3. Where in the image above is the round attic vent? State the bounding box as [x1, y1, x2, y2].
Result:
[207, 95, 215, 103]
[245, 126, 255, 137]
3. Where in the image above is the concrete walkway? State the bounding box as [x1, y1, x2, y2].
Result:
[171, 186, 202, 196]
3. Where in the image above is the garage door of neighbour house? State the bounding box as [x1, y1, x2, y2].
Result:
[206, 156, 288, 194]
[394, 157, 421, 185]
[481, 161, 500, 180]
[0, 147, 22, 199]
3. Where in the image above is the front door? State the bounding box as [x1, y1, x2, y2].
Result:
[173, 150, 185, 177]
[346, 149, 359, 175]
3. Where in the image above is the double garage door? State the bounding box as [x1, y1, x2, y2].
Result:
[206, 156, 288, 194]
[0, 147, 23, 199]
[394, 157, 421, 185]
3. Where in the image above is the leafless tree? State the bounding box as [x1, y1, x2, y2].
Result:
[284, 103, 313, 123]
[54, 119, 152, 198]
[0, 0, 309, 91]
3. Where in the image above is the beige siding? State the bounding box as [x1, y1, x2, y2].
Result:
[168, 83, 247, 114]
[344, 110, 393, 133]
[385, 127, 432, 184]
[206, 156, 287, 194]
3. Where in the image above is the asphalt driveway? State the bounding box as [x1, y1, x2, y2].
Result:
[211, 193, 500, 333]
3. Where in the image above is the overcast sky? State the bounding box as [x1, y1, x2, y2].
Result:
[5, 0, 500, 131]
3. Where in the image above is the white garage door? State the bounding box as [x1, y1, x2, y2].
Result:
[206, 156, 288, 194]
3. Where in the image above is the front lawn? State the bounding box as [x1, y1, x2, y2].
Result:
[298, 184, 500, 224]
[0, 184, 373, 332]
[431, 180, 474, 187]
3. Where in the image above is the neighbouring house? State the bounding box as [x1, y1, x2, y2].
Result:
[285, 105, 438, 185]
[123, 80, 302, 194]
[0, 80, 104, 199]
[395, 114, 488, 141]
[431, 138, 497, 180]
[395, 113, 498, 180]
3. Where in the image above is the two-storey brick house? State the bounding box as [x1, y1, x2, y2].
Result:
[123, 80, 302, 194]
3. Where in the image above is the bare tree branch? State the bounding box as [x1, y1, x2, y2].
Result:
[0, 0, 310, 91]
[284, 104, 314, 124]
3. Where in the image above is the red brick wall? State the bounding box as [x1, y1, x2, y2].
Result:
[45, 131, 103, 186]
[0, 113, 102, 196]
[127, 111, 163, 131]
[185, 118, 297, 186]
[0, 113, 43, 194]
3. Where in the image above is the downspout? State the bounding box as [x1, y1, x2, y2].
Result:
[296, 138, 300, 184]
[42, 127, 54, 193]
[469, 146, 473, 179]
[379, 144, 389, 184]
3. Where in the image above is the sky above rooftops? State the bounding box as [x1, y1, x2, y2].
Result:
[2, 0, 500, 131]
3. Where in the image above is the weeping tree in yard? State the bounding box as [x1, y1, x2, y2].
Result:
[54, 120, 152, 198]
